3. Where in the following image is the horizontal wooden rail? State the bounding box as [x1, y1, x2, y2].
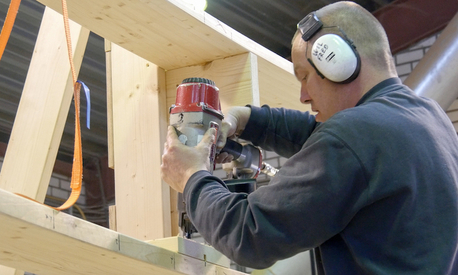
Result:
[0, 187, 246, 275]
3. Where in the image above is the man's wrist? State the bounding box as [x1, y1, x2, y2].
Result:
[183, 170, 213, 195]
[234, 106, 251, 137]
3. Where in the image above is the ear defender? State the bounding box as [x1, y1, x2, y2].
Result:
[309, 34, 361, 83]
[297, 12, 361, 84]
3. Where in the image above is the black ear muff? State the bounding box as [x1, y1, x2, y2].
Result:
[309, 34, 361, 83]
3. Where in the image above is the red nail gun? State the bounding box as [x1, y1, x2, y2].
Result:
[169, 77, 277, 238]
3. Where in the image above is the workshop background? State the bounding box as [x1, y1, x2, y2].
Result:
[0, 0, 457, 273]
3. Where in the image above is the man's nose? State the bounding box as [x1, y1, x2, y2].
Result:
[300, 86, 311, 104]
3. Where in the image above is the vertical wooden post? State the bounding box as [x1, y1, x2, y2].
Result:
[105, 40, 115, 169]
[0, 7, 89, 199]
[110, 43, 171, 240]
[0, 7, 89, 275]
[108, 204, 117, 231]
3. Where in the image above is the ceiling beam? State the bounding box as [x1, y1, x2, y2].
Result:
[35, 0, 293, 73]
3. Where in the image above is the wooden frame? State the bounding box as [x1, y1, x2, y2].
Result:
[35, 0, 305, 111]
[0, 0, 308, 273]
[0, 188, 245, 275]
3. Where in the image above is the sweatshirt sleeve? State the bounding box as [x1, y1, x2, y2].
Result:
[184, 129, 368, 269]
[239, 105, 318, 158]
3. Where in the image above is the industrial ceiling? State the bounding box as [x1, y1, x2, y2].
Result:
[0, 0, 456, 164]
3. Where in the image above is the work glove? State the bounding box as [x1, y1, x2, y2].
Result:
[215, 106, 251, 163]
[161, 126, 216, 192]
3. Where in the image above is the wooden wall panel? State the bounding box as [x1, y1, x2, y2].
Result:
[110, 44, 171, 240]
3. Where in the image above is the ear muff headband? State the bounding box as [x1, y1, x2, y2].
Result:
[297, 12, 361, 84]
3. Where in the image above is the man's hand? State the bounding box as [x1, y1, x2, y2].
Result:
[215, 106, 251, 164]
[161, 126, 216, 193]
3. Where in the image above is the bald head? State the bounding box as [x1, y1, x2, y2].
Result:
[291, 2, 399, 119]
[295, 1, 396, 74]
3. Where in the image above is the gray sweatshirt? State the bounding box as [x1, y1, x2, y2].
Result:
[184, 78, 458, 274]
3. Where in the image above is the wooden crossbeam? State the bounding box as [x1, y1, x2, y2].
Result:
[35, 0, 307, 111]
[0, 187, 247, 275]
[166, 52, 305, 112]
[35, 0, 293, 72]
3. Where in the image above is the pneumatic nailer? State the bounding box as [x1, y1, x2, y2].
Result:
[169, 77, 277, 238]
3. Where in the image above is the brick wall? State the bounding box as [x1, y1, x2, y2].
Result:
[395, 35, 438, 82]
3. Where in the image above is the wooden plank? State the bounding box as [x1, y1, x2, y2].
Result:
[0, 188, 247, 275]
[166, 53, 257, 112]
[35, 0, 293, 73]
[105, 40, 115, 169]
[148, 236, 231, 268]
[170, 188, 179, 237]
[166, 53, 308, 112]
[0, 266, 22, 275]
[36, 0, 306, 133]
[108, 204, 117, 231]
[110, 44, 171, 240]
[258, 56, 307, 111]
[0, 7, 89, 202]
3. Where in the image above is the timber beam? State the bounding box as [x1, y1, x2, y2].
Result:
[35, 0, 305, 111]
[0, 187, 246, 275]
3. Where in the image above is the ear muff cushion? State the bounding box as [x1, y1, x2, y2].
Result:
[311, 34, 360, 83]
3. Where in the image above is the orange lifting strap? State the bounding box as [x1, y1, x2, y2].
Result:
[56, 0, 84, 211]
[0, 0, 84, 211]
[0, 0, 21, 61]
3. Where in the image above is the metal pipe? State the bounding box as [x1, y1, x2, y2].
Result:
[404, 12, 458, 110]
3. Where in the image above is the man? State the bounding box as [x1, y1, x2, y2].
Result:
[161, 1, 458, 274]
